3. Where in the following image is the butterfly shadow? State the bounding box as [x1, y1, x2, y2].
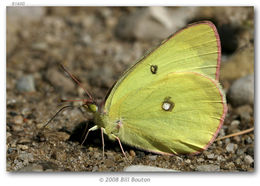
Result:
[68, 120, 151, 158]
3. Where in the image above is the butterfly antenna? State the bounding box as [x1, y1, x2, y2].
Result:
[42, 105, 74, 129]
[60, 98, 91, 103]
[59, 64, 94, 101]
[81, 128, 91, 145]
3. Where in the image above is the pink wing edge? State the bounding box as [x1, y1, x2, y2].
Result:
[189, 21, 225, 154]
[205, 21, 222, 81]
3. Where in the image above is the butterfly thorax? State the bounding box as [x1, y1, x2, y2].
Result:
[93, 110, 119, 141]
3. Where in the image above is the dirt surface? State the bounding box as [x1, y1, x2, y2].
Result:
[6, 7, 254, 172]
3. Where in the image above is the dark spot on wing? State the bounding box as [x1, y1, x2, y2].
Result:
[150, 65, 158, 74]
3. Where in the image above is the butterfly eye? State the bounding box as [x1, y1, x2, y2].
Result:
[150, 65, 158, 74]
[87, 104, 98, 113]
[161, 97, 174, 112]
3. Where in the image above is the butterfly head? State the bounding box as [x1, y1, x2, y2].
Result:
[82, 100, 99, 113]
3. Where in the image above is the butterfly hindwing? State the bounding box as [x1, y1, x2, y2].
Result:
[106, 72, 226, 154]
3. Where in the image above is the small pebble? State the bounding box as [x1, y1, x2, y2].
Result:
[31, 42, 48, 51]
[92, 166, 99, 172]
[106, 152, 115, 161]
[17, 144, 29, 150]
[12, 124, 24, 132]
[129, 150, 136, 157]
[124, 165, 179, 172]
[135, 150, 145, 158]
[246, 146, 254, 156]
[148, 155, 157, 161]
[189, 165, 195, 170]
[237, 148, 246, 155]
[233, 136, 241, 143]
[216, 140, 223, 146]
[197, 158, 204, 163]
[176, 156, 183, 162]
[13, 115, 24, 125]
[7, 99, 17, 108]
[234, 105, 253, 115]
[228, 74, 254, 107]
[196, 165, 220, 172]
[245, 136, 253, 144]
[235, 158, 242, 165]
[88, 147, 93, 152]
[234, 105, 253, 122]
[16, 75, 36, 92]
[55, 132, 71, 141]
[6, 132, 12, 139]
[14, 161, 24, 171]
[93, 152, 101, 160]
[226, 143, 237, 153]
[36, 123, 45, 129]
[224, 138, 231, 145]
[228, 120, 240, 133]
[21, 107, 31, 116]
[206, 154, 215, 159]
[244, 155, 254, 165]
[241, 113, 251, 123]
[81, 34, 92, 45]
[225, 162, 235, 170]
[217, 155, 225, 162]
[18, 152, 34, 163]
[219, 128, 226, 137]
[7, 147, 16, 154]
[105, 159, 114, 168]
[55, 151, 67, 161]
[17, 138, 31, 144]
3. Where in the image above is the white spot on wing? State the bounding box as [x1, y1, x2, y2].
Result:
[162, 102, 171, 111]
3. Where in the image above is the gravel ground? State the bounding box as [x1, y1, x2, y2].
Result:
[6, 7, 254, 172]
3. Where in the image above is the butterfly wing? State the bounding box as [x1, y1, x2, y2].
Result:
[103, 21, 226, 155]
[106, 72, 227, 155]
[105, 21, 221, 111]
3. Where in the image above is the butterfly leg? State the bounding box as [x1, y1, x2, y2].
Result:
[111, 134, 128, 160]
[101, 127, 105, 158]
[81, 125, 98, 145]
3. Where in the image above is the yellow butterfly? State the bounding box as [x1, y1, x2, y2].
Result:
[62, 21, 227, 156]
